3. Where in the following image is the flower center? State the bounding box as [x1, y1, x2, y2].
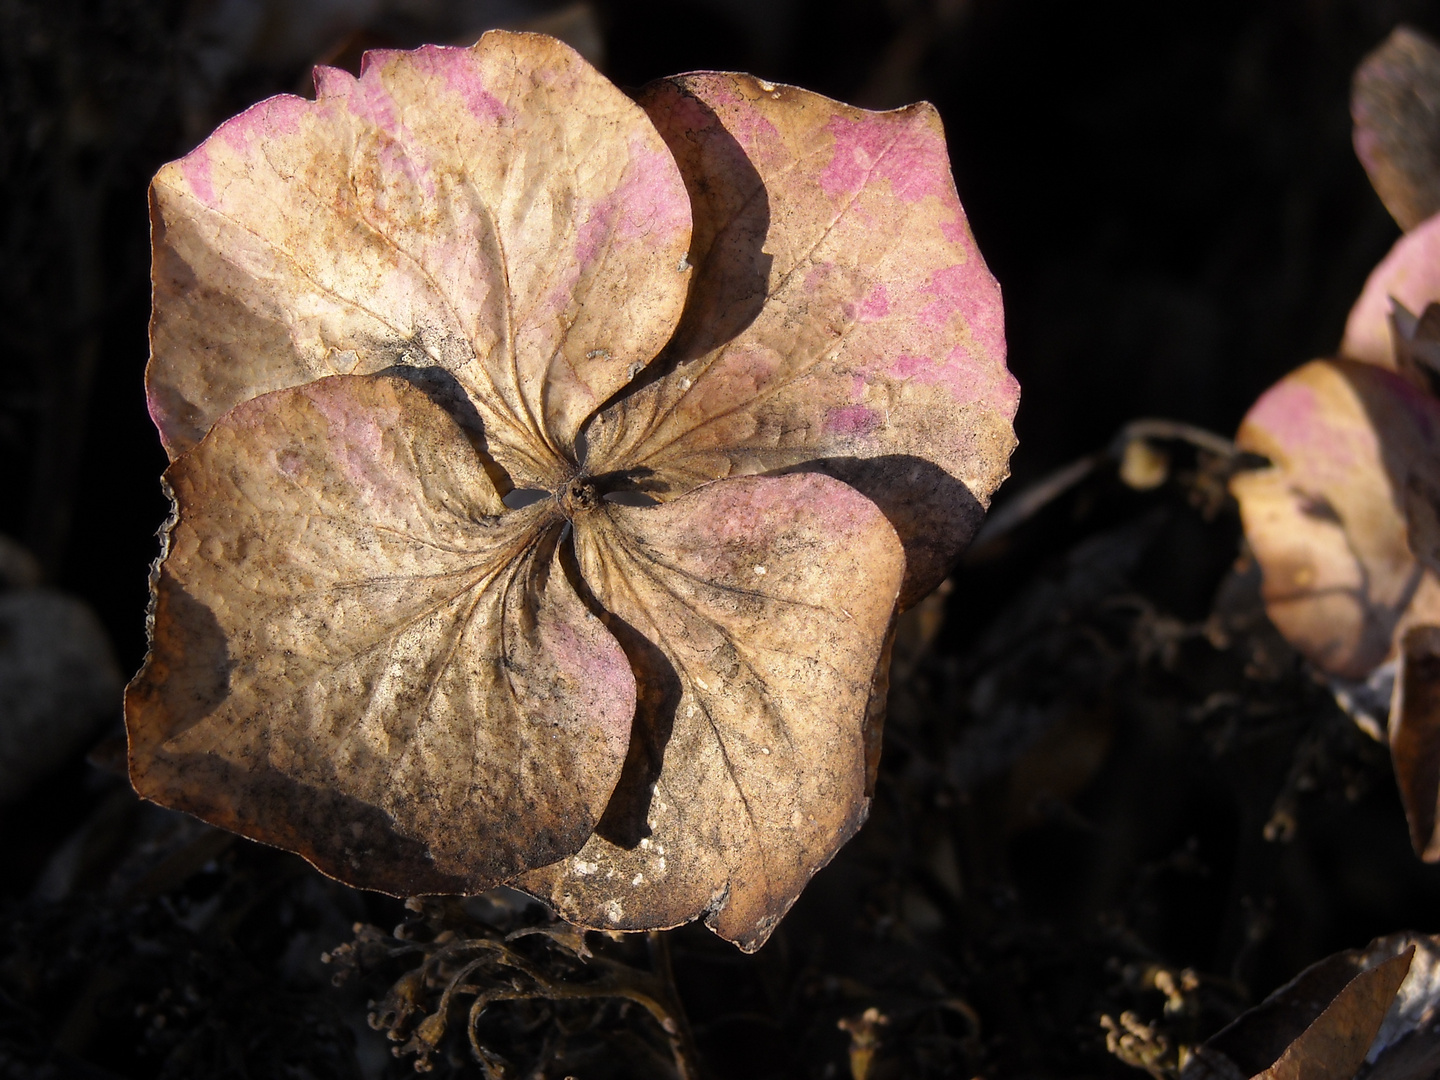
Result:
[557, 476, 600, 516]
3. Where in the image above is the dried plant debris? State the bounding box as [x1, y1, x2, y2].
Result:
[12, 453, 1395, 1080]
[1183, 933, 1440, 1080]
[1, 796, 368, 1080]
[1353, 27, 1440, 233]
[1388, 626, 1440, 860]
[327, 894, 699, 1079]
[1103, 1009, 1178, 1079]
[1250, 949, 1414, 1080]
[125, 31, 1016, 948]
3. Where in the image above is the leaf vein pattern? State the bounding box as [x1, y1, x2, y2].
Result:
[621, 129, 909, 468]
[593, 528, 768, 869]
[339, 169, 553, 470]
[607, 526, 802, 758]
[175, 189, 416, 350]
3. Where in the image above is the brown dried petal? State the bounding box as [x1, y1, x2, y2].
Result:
[519, 473, 904, 951]
[1185, 934, 1440, 1080]
[1232, 359, 1440, 679]
[125, 375, 635, 893]
[1391, 625, 1440, 861]
[1353, 27, 1440, 232]
[1251, 948, 1414, 1080]
[147, 31, 692, 486]
[585, 74, 1016, 607]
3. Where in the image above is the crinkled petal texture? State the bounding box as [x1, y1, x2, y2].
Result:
[126, 375, 636, 892]
[519, 474, 904, 951]
[147, 32, 693, 485]
[1232, 359, 1440, 679]
[1341, 210, 1440, 368]
[584, 74, 1016, 607]
[129, 34, 1015, 950]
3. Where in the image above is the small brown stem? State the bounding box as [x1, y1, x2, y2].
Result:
[969, 417, 1241, 557]
[440, 927, 704, 1080]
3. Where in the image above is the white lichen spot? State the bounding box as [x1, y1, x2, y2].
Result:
[632, 873, 645, 886]
[677, 256, 690, 272]
[640, 837, 651, 849]
[694, 676, 711, 691]
[627, 360, 645, 380]
[657, 857, 666, 871]
[753, 565, 767, 576]
[757, 78, 776, 92]
[685, 704, 696, 718]
[574, 860, 598, 876]
[586, 348, 611, 360]
[760, 747, 771, 755]
[605, 899, 624, 923]
[678, 376, 692, 391]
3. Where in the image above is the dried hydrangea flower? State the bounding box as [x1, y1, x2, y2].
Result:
[1233, 357, 1440, 679]
[1233, 28, 1440, 862]
[126, 32, 1017, 949]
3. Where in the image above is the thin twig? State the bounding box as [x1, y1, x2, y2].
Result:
[969, 417, 1241, 556]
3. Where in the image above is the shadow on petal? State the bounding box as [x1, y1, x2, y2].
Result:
[380, 362, 515, 496]
[596, 77, 773, 406]
[558, 538, 681, 849]
[129, 565, 233, 746]
[136, 746, 478, 895]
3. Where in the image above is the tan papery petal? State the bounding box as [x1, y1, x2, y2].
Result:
[1342, 210, 1440, 370]
[519, 473, 904, 951]
[126, 375, 635, 893]
[584, 74, 1016, 606]
[1232, 359, 1440, 679]
[147, 31, 692, 486]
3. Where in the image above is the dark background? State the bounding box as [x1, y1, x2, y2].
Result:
[7, 2, 1440, 1077]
